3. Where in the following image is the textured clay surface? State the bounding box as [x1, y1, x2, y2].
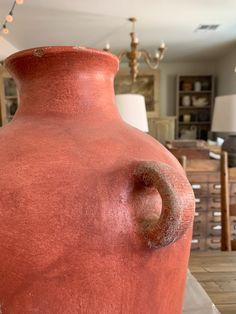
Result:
[0, 46, 195, 314]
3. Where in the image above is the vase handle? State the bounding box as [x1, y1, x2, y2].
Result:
[134, 161, 195, 249]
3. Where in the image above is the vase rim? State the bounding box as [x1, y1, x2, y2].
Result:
[5, 45, 119, 67]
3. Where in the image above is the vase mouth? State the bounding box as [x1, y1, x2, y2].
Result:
[5, 45, 119, 69]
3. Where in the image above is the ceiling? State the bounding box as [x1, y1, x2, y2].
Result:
[1, 0, 236, 61]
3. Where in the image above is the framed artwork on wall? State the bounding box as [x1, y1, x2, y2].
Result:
[114, 69, 160, 117]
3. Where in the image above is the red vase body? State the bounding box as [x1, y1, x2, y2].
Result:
[0, 47, 195, 314]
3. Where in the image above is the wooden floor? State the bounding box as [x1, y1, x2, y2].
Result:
[189, 251, 236, 314]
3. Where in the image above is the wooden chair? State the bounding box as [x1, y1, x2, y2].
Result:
[177, 155, 187, 172]
[220, 151, 236, 251]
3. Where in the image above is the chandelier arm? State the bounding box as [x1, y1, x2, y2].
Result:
[140, 50, 160, 70]
[118, 50, 128, 60]
[114, 17, 165, 81]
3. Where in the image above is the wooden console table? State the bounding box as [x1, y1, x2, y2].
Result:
[189, 251, 236, 314]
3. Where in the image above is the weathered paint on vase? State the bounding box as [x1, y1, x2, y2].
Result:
[0, 46, 195, 314]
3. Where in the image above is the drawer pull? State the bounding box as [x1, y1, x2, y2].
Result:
[213, 184, 221, 189]
[191, 239, 199, 244]
[213, 212, 221, 217]
[195, 198, 201, 203]
[192, 184, 201, 189]
[194, 212, 200, 217]
[212, 225, 221, 230]
[211, 238, 220, 244]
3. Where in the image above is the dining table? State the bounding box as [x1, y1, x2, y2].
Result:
[189, 251, 236, 314]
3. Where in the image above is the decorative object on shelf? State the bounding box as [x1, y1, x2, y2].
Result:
[0, 0, 24, 37]
[212, 94, 236, 167]
[176, 75, 214, 140]
[183, 114, 191, 123]
[0, 46, 194, 313]
[192, 96, 208, 107]
[104, 17, 166, 82]
[180, 126, 197, 139]
[115, 94, 149, 132]
[194, 81, 201, 92]
[201, 80, 210, 91]
[181, 82, 193, 91]
[182, 95, 191, 107]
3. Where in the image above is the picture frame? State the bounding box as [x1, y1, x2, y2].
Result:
[114, 68, 160, 117]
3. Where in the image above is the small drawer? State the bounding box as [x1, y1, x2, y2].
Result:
[230, 216, 236, 224]
[193, 221, 206, 236]
[206, 236, 221, 250]
[191, 237, 205, 251]
[194, 210, 206, 223]
[207, 209, 221, 223]
[207, 222, 222, 236]
[193, 211, 206, 236]
[209, 183, 221, 195]
[208, 197, 221, 209]
[191, 183, 208, 196]
[195, 197, 208, 211]
[231, 219, 236, 235]
[230, 182, 236, 196]
[193, 211, 207, 237]
[230, 196, 236, 206]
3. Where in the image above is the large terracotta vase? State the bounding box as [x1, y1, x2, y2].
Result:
[0, 46, 195, 314]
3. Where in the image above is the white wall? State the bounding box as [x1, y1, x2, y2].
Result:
[0, 37, 18, 60]
[159, 61, 217, 116]
[216, 44, 236, 96]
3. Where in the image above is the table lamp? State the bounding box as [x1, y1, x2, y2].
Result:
[211, 94, 236, 167]
[115, 94, 149, 132]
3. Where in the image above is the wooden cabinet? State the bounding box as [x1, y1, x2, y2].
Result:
[0, 68, 19, 126]
[228, 186, 236, 243]
[148, 116, 176, 144]
[186, 161, 236, 251]
[184, 159, 222, 251]
[176, 75, 215, 140]
[188, 169, 222, 251]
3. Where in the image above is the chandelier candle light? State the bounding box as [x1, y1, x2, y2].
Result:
[104, 17, 166, 82]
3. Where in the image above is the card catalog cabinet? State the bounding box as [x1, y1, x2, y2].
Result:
[188, 171, 222, 251]
[188, 169, 236, 251]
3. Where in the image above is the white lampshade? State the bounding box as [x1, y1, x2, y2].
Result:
[212, 95, 236, 133]
[115, 94, 149, 132]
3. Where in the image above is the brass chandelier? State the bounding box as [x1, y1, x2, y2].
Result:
[104, 17, 166, 82]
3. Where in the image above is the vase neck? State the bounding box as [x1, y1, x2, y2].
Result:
[5, 47, 120, 121]
[16, 71, 118, 121]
